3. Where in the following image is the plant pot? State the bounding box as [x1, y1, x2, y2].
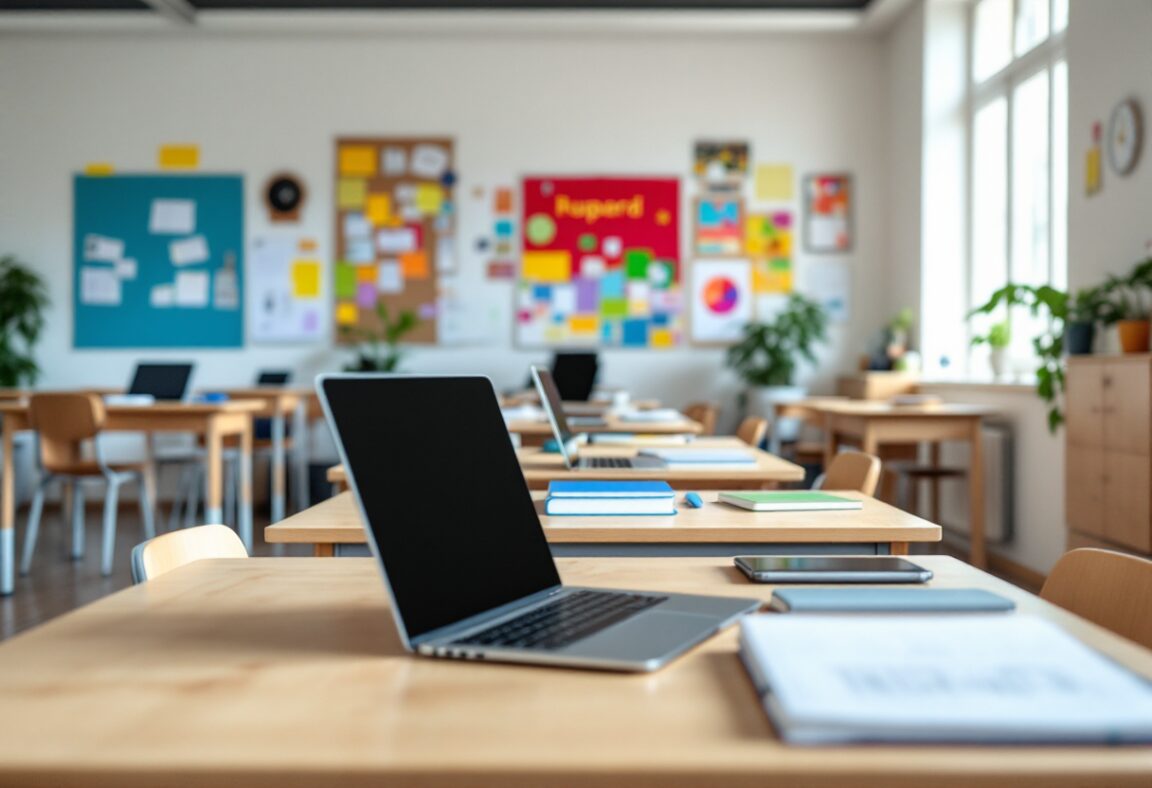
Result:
[1065, 321, 1096, 355]
[989, 348, 1007, 380]
[1117, 319, 1151, 353]
[746, 385, 807, 449]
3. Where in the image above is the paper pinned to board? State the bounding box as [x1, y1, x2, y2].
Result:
[170, 235, 210, 267]
[80, 266, 121, 306]
[174, 269, 210, 307]
[377, 260, 404, 294]
[149, 199, 196, 235]
[114, 258, 137, 280]
[410, 144, 449, 178]
[376, 227, 418, 255]
[382, 146, 408, 176]
[150, 284, 175, 308]
[755, 164, 794, 201]
[83, 234, 125, 263]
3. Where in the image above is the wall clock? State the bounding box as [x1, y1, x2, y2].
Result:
[1107, 99, 1143, 176]
[264, 172, 306, 222]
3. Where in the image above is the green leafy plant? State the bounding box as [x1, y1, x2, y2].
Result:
[971, 320, 1011, 349]
[1067, 284, 1116, 324]
[726, 294, 829, 388]
[968, 284, 1068, 433]
[1103, 258, 1152, 321]
[0, 255, 49, 387]
[889, 307, 914, 334]
[340, 303, 418, 373]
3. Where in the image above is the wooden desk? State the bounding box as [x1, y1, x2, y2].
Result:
[326, 437, 804, 491]
[0, 556, 1148, 787]
[808, 401, 996, 568]
[217, 387, 313, 522]
[266, 489, 942, 558]
[0, 400, 262, 594]
[507, 413, 702, 447]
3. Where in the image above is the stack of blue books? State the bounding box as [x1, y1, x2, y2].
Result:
[544, 481, 677, 516]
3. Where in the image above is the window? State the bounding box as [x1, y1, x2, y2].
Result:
[925, 0, 1067, 377]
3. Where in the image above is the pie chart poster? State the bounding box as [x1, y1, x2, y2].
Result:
[690, 259, 753, 344]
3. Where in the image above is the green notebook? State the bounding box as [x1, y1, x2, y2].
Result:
[718, 491, 863, 512]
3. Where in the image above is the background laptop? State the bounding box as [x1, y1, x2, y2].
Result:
[319, 374, 758, 672]
[127, 362, 194, 401]
[532, 366, 666, 470]
[550, 351, 599, 402]
[256, 370, 292, 386]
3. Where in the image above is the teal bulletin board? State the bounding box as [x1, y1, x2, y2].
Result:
[73, 174, 244, 348]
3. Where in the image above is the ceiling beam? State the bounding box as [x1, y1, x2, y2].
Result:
[141, 0, 196, 25]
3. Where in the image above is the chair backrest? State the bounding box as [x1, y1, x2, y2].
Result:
[819, 451, 881, 496]
[28, 393, 106, 472]
[736, 417, 768, 448]
[684, 402, 718, 436]
[1040, 548, 1152, 649]
[130, 524, 248, 584]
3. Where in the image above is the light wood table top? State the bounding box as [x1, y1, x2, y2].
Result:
[266, 490, 941, 556]
[0, 556, 1148, 787]
[507, 413, 702, 438]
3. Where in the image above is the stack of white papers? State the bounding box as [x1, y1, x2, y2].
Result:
[640, 448, 757, 468]
[739, 615, 1152, 744]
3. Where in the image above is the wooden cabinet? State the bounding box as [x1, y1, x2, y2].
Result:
[1066, 356, 1152, 555]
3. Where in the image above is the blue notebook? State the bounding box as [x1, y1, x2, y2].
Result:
[769, 588, 1016, 613]
[548, 481, 674, 498]
[545, 481, 675, 516]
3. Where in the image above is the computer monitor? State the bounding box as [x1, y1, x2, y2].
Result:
[550, 352, 599, 402]
[127, 363, 194, 401]
[256, 370, 292, 386]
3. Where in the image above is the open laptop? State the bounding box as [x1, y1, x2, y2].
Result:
[318, 374, 758, 672]
[256, 370, 292, 386]
[550, 351, 599, 402]
[531, 366, 666, 470]
[128, 362, 194, 401]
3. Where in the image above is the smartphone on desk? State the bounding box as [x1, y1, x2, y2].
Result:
[734, 556, 933, 584]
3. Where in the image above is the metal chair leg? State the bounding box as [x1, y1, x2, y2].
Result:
[71, 479, 86, 560]
[224, 457, 237, 528]
[101, 478, 121, 577]
[138, 473, 156, 540]
[184, 466, 203, 529]
[20, 478, 51, 576]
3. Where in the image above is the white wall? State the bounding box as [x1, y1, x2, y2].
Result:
[0, 27, 889, 429]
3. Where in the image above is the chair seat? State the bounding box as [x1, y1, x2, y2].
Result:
[46, 460, 148, 477]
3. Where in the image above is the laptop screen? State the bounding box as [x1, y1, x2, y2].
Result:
[550, 352, 598, 402]
[321, 376, 561, 641]
[530, 366, 578, 469]
[256, 370, 291, 385]
[128, 363, 193, 400]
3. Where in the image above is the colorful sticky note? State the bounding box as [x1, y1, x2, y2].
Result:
[494, 187, 514, 213]
[1086, 147, 1102, 196]
[337, 178, 368, 210]
[298, 238, 318, 253]
[336, 302, 359, 326]
[622, 319, 649, 347]
[339, 145, 377, 177]
[522, 250, 572, 283]
[356, 265, 376, 283]
[601, 298, 627, 318]
[650, 328, 674, 348]
[495, 220, 514, 238]
[158, 144, 199, 170]
[625, 248, 653, 279]
[486, 261, 516, 280]
[356, 281, 377, 309]
[415, 184, 445, 215]
[400, 251, 429, 280]
[755, 164, 794, 201]
[569, 315, 599, 334]
[365, 194, 393, 225]
[291, 260, 321, 298]
[84, 162, 114, 176]
[335, 263, 357, 299]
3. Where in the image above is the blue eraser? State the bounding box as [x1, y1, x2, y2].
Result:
[541, 438, 562, 453]
[198, 392, 229, 403]
[684, 492, 704, 509]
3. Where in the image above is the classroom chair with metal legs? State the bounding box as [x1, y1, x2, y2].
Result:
[21, 393, 156, 577]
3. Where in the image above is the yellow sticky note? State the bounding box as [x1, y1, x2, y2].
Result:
[339, 145, 376, 177]
[755, 164, 793, 201]
[745, 217, 768, 258]
[365, 194, 393, 225]
[400, 251, 429, 280]
[336, 303, 359, 326]
[752, 265, 771, 293]
[1086, 148, 1101, 195]
[651, 329, 673, 348]
[522, 251, 572, 283]
[569, 315, 598, 334]
[84, 162, 114, 176]
[337, 178, 367, 210]
[415, 184, 444, 215]
[158, 144, 199, 170]
[291, 260, 321, 298]
[356, 265, 376, 283]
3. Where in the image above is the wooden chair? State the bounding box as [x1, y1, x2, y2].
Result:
[817, 451, 881, 496]
[22, 393, 155, 577]
[736, 417, 768, 449]
[1040, 548, 1152, 650]
[684, 402, 718, 436]
[131, 524, 248, 584]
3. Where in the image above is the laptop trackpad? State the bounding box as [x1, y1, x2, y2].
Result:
[559, 611, 719, 663]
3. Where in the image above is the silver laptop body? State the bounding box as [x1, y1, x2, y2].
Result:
[318, 373, 759, 672]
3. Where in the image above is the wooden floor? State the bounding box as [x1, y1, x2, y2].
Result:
[0, 504, 311, 641]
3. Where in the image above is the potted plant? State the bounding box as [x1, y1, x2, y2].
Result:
[1104, 258, 1152, 353]
[341, 302, 418, 372]
[0, 255, 49, 387]
[726, 294, 828, 440]
[971, 320, 1011, 379]
[886, 307, 914, 364]
[968, 284, 1068, 432]
[1065, 285, 1113, 355]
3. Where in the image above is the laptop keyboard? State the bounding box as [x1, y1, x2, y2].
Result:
[452, 590, 667, 651]
[583, 457, 634, 469]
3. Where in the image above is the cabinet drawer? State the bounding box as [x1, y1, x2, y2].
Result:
[1103, 452, 1152, 553]
[1103, 363, 1152, 454]
[1065, 361, 1104, 447]
[1066, 446, 1105, 539]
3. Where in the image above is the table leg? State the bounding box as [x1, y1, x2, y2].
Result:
[292, 401, 309, 514]
[1, 425, 15, 595]
[239, 419, 253, 553]
[314, 543, 334, 558]
[889, 542, 910, 555]
[968, 418, 986, 569]
[270, 410, 286, 524]
[204, 418, 223, 525]
[929, 442, 942, 524]
[823, 423, 838, 468]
